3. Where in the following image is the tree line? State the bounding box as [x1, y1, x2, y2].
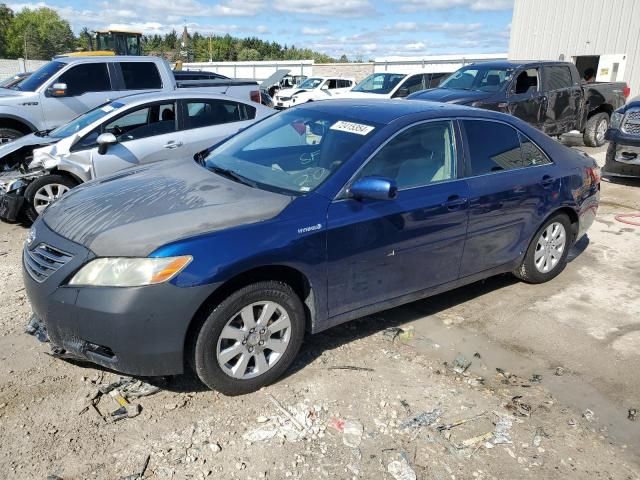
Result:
[0, 4, 340, 63]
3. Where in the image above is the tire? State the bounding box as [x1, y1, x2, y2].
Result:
[583, 112, 609, 147]
[193, 281, 305, 395]
[24, 174, 78, 222]
[0, 128, 24, 145]
[514, 213, 573, 284]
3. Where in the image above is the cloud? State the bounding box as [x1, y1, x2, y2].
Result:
[391, 0, 513, 12]
[274, 0, 373, 16]
[301, 27, 330, 36]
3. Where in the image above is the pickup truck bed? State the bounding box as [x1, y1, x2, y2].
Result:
[409, 60, 629, 147]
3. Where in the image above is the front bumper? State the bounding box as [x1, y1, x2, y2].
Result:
[0, 190, 25, 222]
[603, 142, 640, 178]
[23, 219, 215, 376]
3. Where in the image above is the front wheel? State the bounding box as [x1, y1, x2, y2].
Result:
[193, 281, 305, 395]
[0, 128, 24, 145]
[514, 213, 573, 284]
[24, 174, 78, 222]
[583, 112, 609, 147]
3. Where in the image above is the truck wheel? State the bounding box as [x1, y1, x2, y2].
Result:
[193, 281, 305, 395]
[24, 175, 78, 222]
[514, 213, 573, 284]
[0, 128, 24, 145]
[583, 112, 609, 147]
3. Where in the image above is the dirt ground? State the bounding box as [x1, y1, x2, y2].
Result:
[0, 138, 639, 479]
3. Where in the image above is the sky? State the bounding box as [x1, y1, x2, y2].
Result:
[7, 0, 514, 59]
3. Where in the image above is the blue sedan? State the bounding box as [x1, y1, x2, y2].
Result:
[24, 100, 600, 395]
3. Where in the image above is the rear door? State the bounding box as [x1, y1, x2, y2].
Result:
[326, 120, 469, 317]
[541, 65, 581, 135]
[39, 62, 114, 129]
[87, 101, 180, 177]
[458, 119, 557, 278]
[177, 98, 258, 156]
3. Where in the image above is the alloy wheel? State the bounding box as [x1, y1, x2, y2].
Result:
[33, 184, 71, 214]
[534, 222, 567, 273]
[216, 301, 292, 380]
[596, 118, 608, 144]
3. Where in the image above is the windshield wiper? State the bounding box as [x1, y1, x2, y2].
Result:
[209, 165, 257, 188]
[33, 129, 53, 137]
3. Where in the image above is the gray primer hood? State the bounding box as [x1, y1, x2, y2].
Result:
[42, 159, 294, 257]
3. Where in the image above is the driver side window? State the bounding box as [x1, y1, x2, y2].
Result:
[513, 68, 539, 95]
[356, 121, 456, 190]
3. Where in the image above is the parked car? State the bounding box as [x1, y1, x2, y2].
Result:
[0, 56, 261, 144]
[0, 72, 31, 90]
[338, 71, 448, 99]
[603, 97, 640, 178]
[273, 77, 354, 109]
[262, 70, 308, 98]
[24, 99, 600, 395]
[408, 60, 630, 147]
[0, 91, 272, 222]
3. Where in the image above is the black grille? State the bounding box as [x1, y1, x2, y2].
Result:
[622, 110, 640, 135]
[24, 243, 73, 283]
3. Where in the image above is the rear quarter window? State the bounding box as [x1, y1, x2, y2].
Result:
[120, 62, 162, 90]
[543, 66, 573, 91]
[463, 120, 523, 175]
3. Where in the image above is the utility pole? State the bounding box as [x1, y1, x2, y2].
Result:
[209, 36, 212, 62]
[23, 31, 27, 61]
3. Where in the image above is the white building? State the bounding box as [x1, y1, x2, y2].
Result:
[509, 0, 640, 96]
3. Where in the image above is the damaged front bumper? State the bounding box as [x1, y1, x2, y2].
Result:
[0, 170, 42, 221]
[603, 142, 640, 178]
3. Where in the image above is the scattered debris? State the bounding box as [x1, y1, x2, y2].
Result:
[342, 419, 363, 448]
[459, 432, 493, 449]
[243, 397, 325, 443]
[99, 376, 165, 400]
[436, 412, 486, 432]
[452, 353, 472, 374]
[583, 409, 595, 422]
[25, 315, 48, 343]
[628, 408, 637, 422]
[532, 427, 549, 447]
[327, 366, 374, 372]
[491, 414, 513, 445]
[473, 352, 482, 359]
[328, 417, 345, 433]
[554, 367, 565, 376]
[529, 374, 542, 384]
[383, 326, 415, 342]
[387, 457, 417, 480]
[505, 396, 532, 417]
[400, 408, 443, 430]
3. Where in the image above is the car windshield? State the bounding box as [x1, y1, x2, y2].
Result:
[297, 78, 323, 89]
[439, 67, 515, 92]
[48, 101, 125, 139]
[202, 109, 381, 195]
[10, 61, 66, 92]
[351, 73, 406, 94]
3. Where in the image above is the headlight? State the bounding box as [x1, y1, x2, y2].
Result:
[69, 256, 192, 287]
[610, 111, 624, 130]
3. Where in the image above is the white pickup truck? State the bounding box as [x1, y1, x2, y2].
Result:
[273, 77, 354, 109]
[0, 56, 261, 144]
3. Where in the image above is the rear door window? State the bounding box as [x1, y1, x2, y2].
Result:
[58, 63, 112, 95]
[543, 66, 573, 91]
[104, 102, 176, 141]
[183, 100, 254, 129]
[120, 62, 162, 90]
[463, 120, 523, 175]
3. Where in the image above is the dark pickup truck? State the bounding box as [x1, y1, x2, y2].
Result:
[408, 60, 630, 147]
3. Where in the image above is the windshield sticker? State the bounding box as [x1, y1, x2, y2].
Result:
[330, 121, 375, 136]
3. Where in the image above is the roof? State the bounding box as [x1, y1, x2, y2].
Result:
[107, 90, 256, 106]
[297, 99, 474, 124]
[54, 55, 159, 64]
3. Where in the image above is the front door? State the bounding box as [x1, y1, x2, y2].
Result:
[91, 101, 180, 178]
[326, 120, 469, 317]
[39, 62, 114, 130]
[541, 65, 581, 135]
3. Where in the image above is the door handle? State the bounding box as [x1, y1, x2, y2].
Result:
[541, 175, 555, 187]
[442, 195, 468, 209]
[164, 141, 183, 149]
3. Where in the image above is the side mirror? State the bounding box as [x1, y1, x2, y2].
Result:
[46, 82, 68, 97]
[96, 132, 117, 155]
[321, 84, 329, 90]
[395, 87, 410, 98]
[349, 176, 398, 201]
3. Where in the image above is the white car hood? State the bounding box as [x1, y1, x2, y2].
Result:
[276, 87, 312, 98]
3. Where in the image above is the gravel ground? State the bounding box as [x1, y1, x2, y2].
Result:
[0, 140, 639, 479]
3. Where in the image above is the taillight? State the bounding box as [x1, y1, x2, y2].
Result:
[250, 90, 261, 104]
[623, 86, 631, 98]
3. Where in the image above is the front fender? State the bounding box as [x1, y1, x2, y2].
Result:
[32, 145, 91, 183]
[0, 104, 41, 132]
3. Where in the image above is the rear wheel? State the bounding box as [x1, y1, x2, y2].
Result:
[24, 174, 78, 222]
[0, 128, 23, 145]
[514, 213, 573, 284]
[193, 281, 305, 395]
[583, 112, 609, 147]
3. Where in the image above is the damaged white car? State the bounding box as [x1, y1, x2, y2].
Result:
[273, 77, 354, 109]
[0, 91, 271, 222]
